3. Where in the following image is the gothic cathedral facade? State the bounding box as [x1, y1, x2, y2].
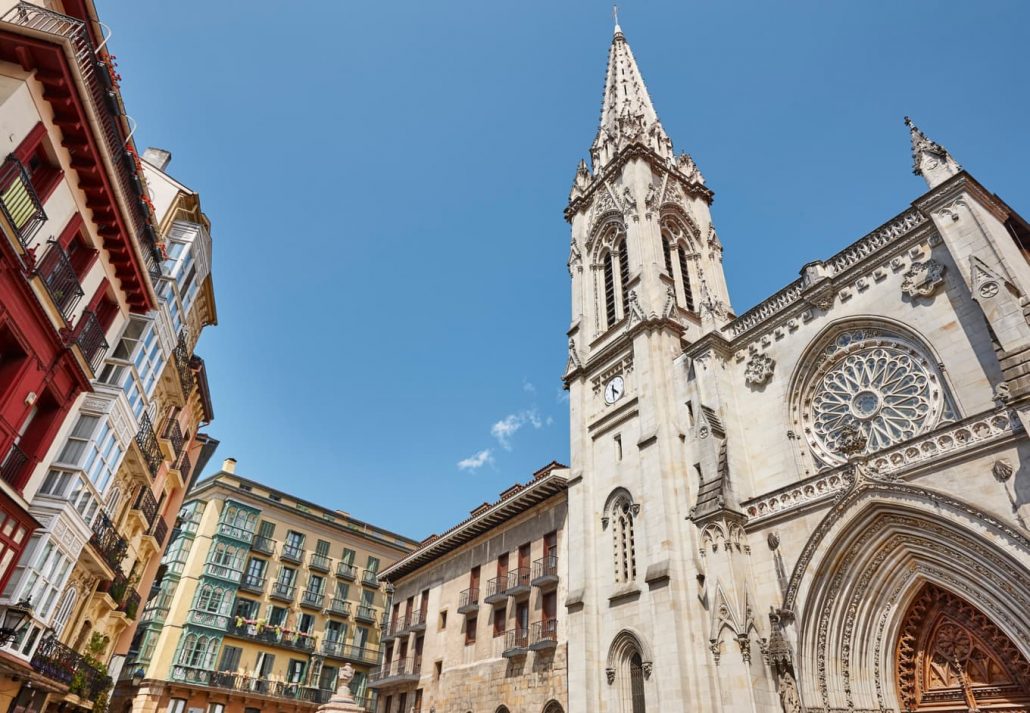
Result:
[562, 24, 1030, 713]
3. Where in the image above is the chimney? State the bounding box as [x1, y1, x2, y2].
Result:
[222, 458, 237, 474]
[142, 146, 172, 171]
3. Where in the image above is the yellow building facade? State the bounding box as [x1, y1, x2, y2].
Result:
[112, 463, 416, 713]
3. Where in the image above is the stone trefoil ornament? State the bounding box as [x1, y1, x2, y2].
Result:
[901, 259, 946, 298]
[745, 353, 775, 387]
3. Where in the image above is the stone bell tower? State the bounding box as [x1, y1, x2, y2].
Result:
[562, 21, 742, 713]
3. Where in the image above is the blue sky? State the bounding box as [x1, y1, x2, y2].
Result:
[98, 0, 1030, 539]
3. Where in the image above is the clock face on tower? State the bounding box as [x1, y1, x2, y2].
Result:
[604, 375, 625, 405]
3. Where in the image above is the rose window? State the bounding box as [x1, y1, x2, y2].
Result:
[801, 330, 950, 465]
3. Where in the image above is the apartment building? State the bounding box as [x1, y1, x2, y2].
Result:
[375, 463, 568, 713]
[113, 462, 417, 713]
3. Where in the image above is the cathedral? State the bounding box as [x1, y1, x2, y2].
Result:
[560, 20, 1030, 713]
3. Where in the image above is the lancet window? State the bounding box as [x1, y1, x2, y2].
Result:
[660, 216, 696, 313]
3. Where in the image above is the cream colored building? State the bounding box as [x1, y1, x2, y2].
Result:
[113, 462, 417, 713]
[375, 462, 568, 713]
[560, 20, 1030, 713]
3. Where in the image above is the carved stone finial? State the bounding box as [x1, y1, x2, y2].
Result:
[905, 116, 961, 189]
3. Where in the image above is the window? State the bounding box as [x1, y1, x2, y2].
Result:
[207, 705, 224, 713]
[17, 537, 73, 618]
[677, 247, 694, 312]
[218, 645, 242, 672]
[209, 543, 243, 572]
[195, 584, 228, 613]
[256, 652, 275, 677]
[607, 491, 637, 584]
[167, 699, 187, 713]
[493, 607, 506, 638]
[277, 566, 296, 587]
[334, 581, 350, 600]
[284, 530, 305, 558]
[13, 123, 62, 201]
[366, 555, 380, 573]
[604, 250, 617, 327]
[268, 606, 287, 627]
[287, 659, 306, 684]
[234, 598, 258, 619]
[244, 557, 266, 582]
[361, 589, 374, 608]
[340, 547, 355, 564]
[544, 531, 558, 558]
[299, 613, 315, 635]
[630, 653, 646, 713]
[178, 634, 216, 668]
[81, 416, 121, 490]
[661, 217, 695, 312]
[308, 574, 325, 594]
[618, 239, 630, 308]
[662, 236, 673, 275]
[325, 620, 346, 643]
[319, 665, 338, 692]
[51, 587, 77, 637]
[258, 520, 275, 538]
[315, 539, 330, 556]
[354, 626, 369, 652]
[515, 601, 529, 634]
[497, 553, 508, 581]
[439, 611, 447, 630]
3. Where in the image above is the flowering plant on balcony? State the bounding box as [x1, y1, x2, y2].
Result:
[102, 54, 122, 89]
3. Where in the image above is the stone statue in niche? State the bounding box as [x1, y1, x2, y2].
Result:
[778, 671, 802, 713]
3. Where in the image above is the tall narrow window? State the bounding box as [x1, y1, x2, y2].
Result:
[618, 239, 630, 308]
[678, 247, 695, 312]
[662, 237, 673, 275]
[604, 251, 617, 328]
[608, 493, 637, 584]
[630, 653, 646, 713]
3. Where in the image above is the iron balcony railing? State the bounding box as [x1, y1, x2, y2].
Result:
[270, 581, 296, 601]
[409, 607, 427, 630]
[326, 598, 351, 617]
[385, 613, 408, 638]
[531, 555, 559, 586]
[151, 518, 169, 548]
[216, 522, 255, 544]
[134, 412, 162, 478]
[369, 655, 421, 684]
[355, 605, 376, 623]
[202, 562, 242, 583]
[162, 418, 184, 459]
[225, 620, 317, 652]
[120, 589, 141, 620]
[300, 589, 325, 609]
[36, 241, 83, 320]
[281, 544, 304, 563]
[31, 635, 111, 701]
[74, 309, 107, 371]
[207, 670, 330, 703]
[485, 575, 506, 602]
[530, 619, 558, 649]
[502, 627, 529, 657]
[505, 566, 531, 595]
[175, 449, 192, 480]
[169, 665, 211, 685]
[239, 573, 266, 593]
[321, 642, 379, 665]
[133, 487, 158, 528]
[173, 331, 194, 396]
[361, 569, 379, 587]
[336, 562, 357, 579]
[310, 553, 331, 572]
[89, 511, 127, 571]
[251, 535, 275, 555]
[458, 586, 480, 613]
[0, 442, 29, 490]
[1, 4, 162, 280]
[0, 156, 45, 246]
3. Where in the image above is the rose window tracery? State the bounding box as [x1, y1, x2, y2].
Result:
[799, 328, 953, 466]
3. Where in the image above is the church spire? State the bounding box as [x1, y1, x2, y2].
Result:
[905, 116, 961, 189]
[590, 23, 674, 172]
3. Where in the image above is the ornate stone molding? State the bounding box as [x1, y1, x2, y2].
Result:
[900, 259, 945, 298]
[744, 352, 775, 387]
[743, 409, 1020, 525]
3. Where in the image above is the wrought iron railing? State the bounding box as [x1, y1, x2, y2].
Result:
[251, 535, 276, 555]
[361, 569, 379, 587]
[336, 562, 356, 579]
[281, 544, 304, 563]
[36, 241, 83, 320]
[31, 635, 111, 701]
[505, 566, 531, 592]
[502, 627, 529, 655]
[531, 555, 559, 583]
[225, 620, 316, 652]
[151, 518, 169, 548]
[89, 511, 127, 571]
[175, 449, 192, 480]
[208, 670, 329, 703]
[301, 589, 325, 609]
[134, 412, 162, 478]
[355, 605, 376, 623]
[530, 618, 558, 646]
[74, 310, 107, 371]
[326, 598, 351, 616]
[310, 553, 331, 571]
[134, 487, 158, 527]
[321, 640, 380, 664]
[162, 418, 184, 459]
[0, 156, 45, 246]
[1, 4, 162, 281]
[0, 442, 29, 489]
[173, 330, 194, 396]
[270, 581, 296, 601]
[458, 586, 480, 611]
[369, 655, 421, 683]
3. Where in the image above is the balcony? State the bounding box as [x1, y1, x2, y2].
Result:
[281, 544, 304, 564]
[169, 665, 212, 685]
[501, 628, 529, 658]
[368, 656, 421, 688]
[134, 412, 162, 479]
[300, 589, 325, 610]
[484, 576, 507, 605]
[151, 518, 169, 549]
[173, 331, 194, 398]
[160, 418, 184, 462]
[208, 670, 330, 704]
[457, 587, 480, 615]
[225, 620, 317, 653]
[216, 521, 255, 544]
[355, 605, 376, 623]
[187, 608, 230, 630]
[310, 553, 332, 572]
[202, 562, 242, 584]
[0, 156, 45, 247]
[270, 581, 296, 602]
[382, 614, 407, 641]
[36, 241, 83, 321]
[0, 442, 30, 490]
[325, 598, 351, 617]
[73, 310, 108, 372]
[321, 640, 379, 665]
[140, 592, 172, 625]
[408, 608, 427, 632]
[505, 567, 531, 598]
[239, 573, 266, 594]
[133, 487, 158, 529]
[88, 511, 127, 573]
[361, 569, 379, 588]
[531, 555, 559, 588]
[336, 562, 357, 580]
[31, 635, 110, 702]
[251, 535, 276, 556]
[529, 619, 558, 651]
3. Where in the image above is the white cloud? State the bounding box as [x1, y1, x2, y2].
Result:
[523, 379, 537, 394]
[457, 449, 493, 471]
[491, 409, 545, 450]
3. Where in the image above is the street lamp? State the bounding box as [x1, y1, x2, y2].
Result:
[0, 598, 32, 645]
[131, 667, 146, 687]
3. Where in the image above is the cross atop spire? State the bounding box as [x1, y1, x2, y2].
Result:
[905, 116, 961, 189]
[589, 22, 673, 172]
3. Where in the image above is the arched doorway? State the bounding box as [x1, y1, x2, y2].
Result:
[895, 583, 1030, 713]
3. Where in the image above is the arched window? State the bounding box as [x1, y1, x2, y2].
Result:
[661, 236, 673, 276]
[603, 251, 617, 328]
[52, 587, 77, 638]
[617, 239, 630, 307]
[677, 248, 694, 312]
[105, 485, 121, 520]
[629, 653, 646, 713]
[661, 216, 696, 313]
[608, 630, 651, 713]
[605, 490, 637, 584]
